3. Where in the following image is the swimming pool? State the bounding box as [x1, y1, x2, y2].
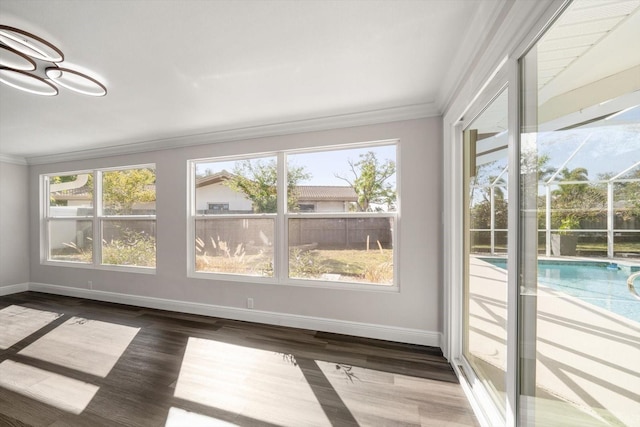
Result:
[480, 258, 640, 323]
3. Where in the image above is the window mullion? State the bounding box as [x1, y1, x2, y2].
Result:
[277, 151, 287, 281]
[94, 170, 102, 266]
[43, 176, 50, 262]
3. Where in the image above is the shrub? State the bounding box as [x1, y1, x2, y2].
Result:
[102, 231, 156, 267]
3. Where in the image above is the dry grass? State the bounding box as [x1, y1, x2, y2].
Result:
[299, 248, 394, 285]
[196, 247, 394, 285]
[196, 252, 273, 276]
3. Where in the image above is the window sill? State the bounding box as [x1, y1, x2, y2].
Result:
[41, 260, 156, 275]
[188, 270, 399, 292]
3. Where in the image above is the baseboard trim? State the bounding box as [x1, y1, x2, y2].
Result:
[26, 282, 440, 347]
[0, 283, 30, 296]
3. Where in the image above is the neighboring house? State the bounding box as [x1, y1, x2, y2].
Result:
[195, 171, 253, 213]
[195, 170, 358, 213]
[52, 170, 358, 213]
[292, 186, 358, 212]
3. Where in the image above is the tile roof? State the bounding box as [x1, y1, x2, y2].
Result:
[293, 186, 357, 201]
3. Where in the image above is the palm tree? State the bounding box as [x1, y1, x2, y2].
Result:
[551, 167, 605, 228]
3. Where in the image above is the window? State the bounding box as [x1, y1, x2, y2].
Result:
[43, 165, 156, 271]
[193, 156, 276, 277]
[297, 204, 315, 212]
[47, 173, 94, 263]
[189, 142, 398, 287]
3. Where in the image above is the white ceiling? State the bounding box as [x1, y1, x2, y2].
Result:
[0, 0, 500, 162]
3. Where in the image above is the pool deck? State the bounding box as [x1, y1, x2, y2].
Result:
[468, 256, 640, 426]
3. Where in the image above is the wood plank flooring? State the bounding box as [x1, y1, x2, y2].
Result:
[0, 292, 479, 427]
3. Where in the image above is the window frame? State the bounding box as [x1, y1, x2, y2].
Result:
[187, 140, 400, 291]
[41, 163, 157, 274]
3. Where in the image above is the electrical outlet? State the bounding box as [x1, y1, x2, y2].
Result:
[88, 280, 93, 289]
[247, 298, 254, 309]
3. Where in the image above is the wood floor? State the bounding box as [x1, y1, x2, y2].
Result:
[0, 292, 479, 427]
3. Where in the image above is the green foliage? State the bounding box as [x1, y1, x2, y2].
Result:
[335, 151, 396, 212]
[551, 167, 606, 228]
[102, 169, 155, 214]
[470, 197, 508, 230]
[225, 159, 310, 213]
[50, 175, 78, 184]
[102, 230, 156, 267]
[558, 215, 580, 234]
[612, 169, 640, 220]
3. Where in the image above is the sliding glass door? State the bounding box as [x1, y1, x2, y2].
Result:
[518, 1, 640, 425]
[454, 1, 640, 425]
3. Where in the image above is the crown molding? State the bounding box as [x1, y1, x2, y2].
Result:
[0, 154, 28, 165]
[26, 102, 439, 165]
[435, 0, 512, 113]
[441, 0, 560, 121]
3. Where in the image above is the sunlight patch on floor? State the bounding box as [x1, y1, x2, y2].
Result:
[165, 407, 238, 427]
[174, 338, 331, 427]
[18, 317, 139, 377]
[0, 360, 99, 414]
[0, 305, 62, 350]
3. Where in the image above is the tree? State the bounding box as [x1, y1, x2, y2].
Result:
[102, 169, 156, 214]
[616, 169, 640, 219]
[551, 167, 606, 228]
[600, 168, 640, 221]
[225, 159, 310, 213]
[335, 151, 396, 212]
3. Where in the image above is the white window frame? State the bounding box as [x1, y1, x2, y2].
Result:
[41, 164, 157, 274]
[187, 140, 400, 291]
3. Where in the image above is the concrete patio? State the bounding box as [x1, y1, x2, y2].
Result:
[468, 257, 640, 426]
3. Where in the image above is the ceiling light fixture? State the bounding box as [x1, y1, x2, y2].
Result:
[0, 44, 36, 70]
[0, 25, 106, 96]
[0, 67, 58, 95]
[46, 67, 106, 97]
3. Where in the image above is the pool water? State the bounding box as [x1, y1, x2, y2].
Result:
[481, 258, 640, 323]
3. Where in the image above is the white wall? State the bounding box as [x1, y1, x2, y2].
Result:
[314, 201, 346, 212]
[29, 118, 442, 343]
[0, 161, 30, 287]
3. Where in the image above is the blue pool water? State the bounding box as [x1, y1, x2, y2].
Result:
[481, 258, 640, 323]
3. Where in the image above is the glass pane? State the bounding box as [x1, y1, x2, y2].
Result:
[48, 173, 93, 216]
[48, 220, 92, 263]
[288, 217, 394, 285]
[463, 88, 508, 417]
[194, 156, 278, 214]
[195, 218, 274, 276]
[286, 145, 396, 213]
[519, 0, 640, 424]
[102, 168, 156, 215]
[102, 220, 156, 267]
